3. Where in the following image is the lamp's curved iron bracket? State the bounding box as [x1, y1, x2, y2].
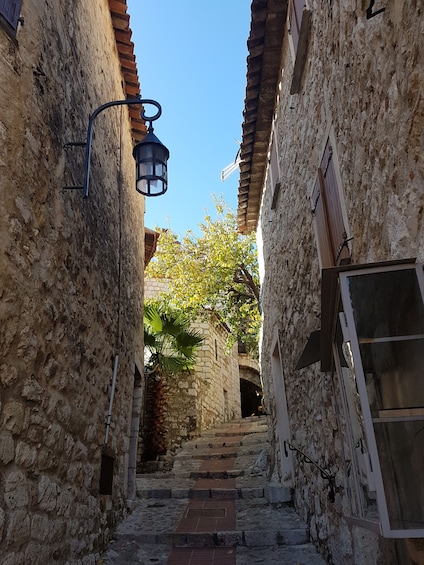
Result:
[65, 96, 162, 198]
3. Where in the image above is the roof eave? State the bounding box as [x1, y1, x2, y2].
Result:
[237, 0, 288, 234]
[109, 0, 147, 142]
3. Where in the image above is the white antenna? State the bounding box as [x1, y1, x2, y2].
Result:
[221, 140, 241, 181]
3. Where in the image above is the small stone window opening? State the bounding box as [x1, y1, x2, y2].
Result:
[215, 339, 218, 361]
[99, 453, 115, 495]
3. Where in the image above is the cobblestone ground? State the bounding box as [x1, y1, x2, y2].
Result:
[99, 417, 328, 565]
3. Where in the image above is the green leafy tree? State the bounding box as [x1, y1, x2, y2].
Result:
[144, 301, 204, 376]
[146, 197, 260, 356]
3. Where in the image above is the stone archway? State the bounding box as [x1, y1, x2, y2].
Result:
[238, 354, 262, 417]
[240, 377, 263, 417]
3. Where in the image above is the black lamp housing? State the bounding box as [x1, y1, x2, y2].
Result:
[64, 97, 169, 199]
[133, 126, 170, 197]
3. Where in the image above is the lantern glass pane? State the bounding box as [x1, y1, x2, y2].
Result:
[139, 144, 153, 160]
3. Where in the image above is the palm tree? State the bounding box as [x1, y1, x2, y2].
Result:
[143, 302, 204, 376]
[140, 302, 204, 465]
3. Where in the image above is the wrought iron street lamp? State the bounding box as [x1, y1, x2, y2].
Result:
[65, 96, 169, 198]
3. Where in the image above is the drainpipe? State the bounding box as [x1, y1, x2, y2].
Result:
[104, 354, 119, 446]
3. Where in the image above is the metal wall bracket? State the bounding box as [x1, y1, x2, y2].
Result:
[366, 0, 385, 19]
[284, 441, 336, 502]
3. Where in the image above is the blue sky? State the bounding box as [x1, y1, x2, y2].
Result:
[126, 1, 251, 236]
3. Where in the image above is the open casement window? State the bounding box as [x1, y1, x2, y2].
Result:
[0, 0, 22, 33]
[312, 139, 351, 268]
[333, 261, 424, 537]
[289, 0, 311, 94]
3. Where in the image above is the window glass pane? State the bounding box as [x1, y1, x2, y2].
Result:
[346, 269, 424, 338]
[360, 339, 424, 411]
[138, 162, 153, 177]
[374, 420, 424, 530]
[137, 163, 148, 178]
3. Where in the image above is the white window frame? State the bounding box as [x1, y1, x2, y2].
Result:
[337, 262, 424, 538]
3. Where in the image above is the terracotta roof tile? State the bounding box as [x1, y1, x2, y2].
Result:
[237, 0, 288, 234]
[108, 0, 147, 142]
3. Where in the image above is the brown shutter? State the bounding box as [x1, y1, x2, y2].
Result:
[320, 141, 351, 265]
[269, 134, 279, 187]
[0, 0, 22, 29]
[289, 0, 306, 53]
[311, 173, 333, 268]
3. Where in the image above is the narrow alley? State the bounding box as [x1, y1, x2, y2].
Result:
[101, 416, 327, 565]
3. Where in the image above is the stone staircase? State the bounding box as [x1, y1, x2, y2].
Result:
[102, 416, 328, 564]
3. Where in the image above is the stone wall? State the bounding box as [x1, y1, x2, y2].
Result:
[0, 1, 145, 562]
[256, 2, 423, 564]
[142, 278, 241, 458]
[193, 317, 241, 430]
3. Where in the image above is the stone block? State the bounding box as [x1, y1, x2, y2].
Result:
[4, 471, 29, 509]
[215, 531, 242, 546]
[240, 487, 264, 499]
[244, 529, 277, 547]
[0, 431, 15, 464]
[264, 484, 292, 504]
[280, 528, 310, 545]
[22, 377, 43, 402]
[6, 510, 31, 545]
[37, 475, 58, 512]
[1, 401, 25, 434]
[172, 488, 190, 498]
[15, 441, 38, 468]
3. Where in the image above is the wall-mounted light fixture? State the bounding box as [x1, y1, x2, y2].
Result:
[65, 97, 169, 198]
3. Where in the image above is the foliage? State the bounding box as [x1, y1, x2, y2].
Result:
[144, 301, 204, 376]
[145, 197, 261, 356]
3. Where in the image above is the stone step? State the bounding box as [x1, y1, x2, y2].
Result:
[173, 446, 264, 461]
[181, 435, 268, 451]
[138, 486, 290, 503]
[102, 415, 328, 565]
[189, 469, 246, 480]
[115, 527, 310, 547]
[237, 544, 328, 565]
[114, 497, 309, 548]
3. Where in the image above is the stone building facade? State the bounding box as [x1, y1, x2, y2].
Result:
[0, 1, 151, 562]
[237, 1, 424, 564]
[142, 277, 241, 460]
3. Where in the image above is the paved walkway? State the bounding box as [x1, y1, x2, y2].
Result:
[100, 416, 328, 565]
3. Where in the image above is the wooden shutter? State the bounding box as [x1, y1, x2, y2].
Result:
[312, 139, 350, 268]
[269, 131, 282, 210]
[289, 0, 306, 54]
[269, 134, 279, 188]
[0, 0, 22, 29]
[311, 173, 333, 268]
[320, 141, 351, 265]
